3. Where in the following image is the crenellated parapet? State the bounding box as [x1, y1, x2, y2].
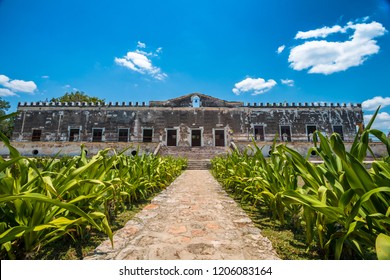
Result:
[17, 101, 150, 107]
[17, 101, 362, 109]
[244, 102, 362, 108]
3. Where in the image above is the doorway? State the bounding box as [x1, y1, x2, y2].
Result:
[69, 128, 80, 142]
[142, 128, 153, 142]
[167, 129, 177, 146]
[214, 129, 225, 146]
[254, 125, 265, 141]
[92, 128, 103, 142]
[306, 125, 317, 142]
[333, 125, 344, 140]
[118, 128, 129, 142]
[280, 125, 291, 142]
[191, 129, 202, 146]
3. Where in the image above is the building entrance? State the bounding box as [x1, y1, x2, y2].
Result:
[214, 129, 225, 146]
[191, 129, 202, 146]
[167, 129, 177, 146]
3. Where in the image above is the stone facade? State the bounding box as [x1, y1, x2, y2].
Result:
[12, 93, 364, 149]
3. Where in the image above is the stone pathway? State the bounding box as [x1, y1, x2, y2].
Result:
[84, 170, 280, 260]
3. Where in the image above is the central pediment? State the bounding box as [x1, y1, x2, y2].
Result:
[149, 93, 243, 108]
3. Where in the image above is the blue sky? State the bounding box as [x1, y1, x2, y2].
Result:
[1, 0, 390, 133]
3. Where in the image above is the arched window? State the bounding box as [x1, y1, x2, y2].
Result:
[191, 95, 200, 108]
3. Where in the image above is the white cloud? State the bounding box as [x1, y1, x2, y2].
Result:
[156, 47, 163, 53]
[295, 25, 346, 39]
[137, 41, 146, 48]
[0, 74, 37, 94]
[232, 77, 277, 95]
[0, 88, 17, 97]
[0, 75, 9, 84]
[41, 75, 50, 79]
[281, 79, 294, 86]
[364, 112, 390, 133]
[6, 79, 37, 93]
[362, 96, 390, 111]
[115, 43, 167, 80]
[288, 20, 387, 74]
[277, 45, 285, 54]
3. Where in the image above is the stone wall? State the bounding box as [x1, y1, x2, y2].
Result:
[12, 104, 362, 146]
[12, 93, 363, 150]
[0, 141, 158, 157]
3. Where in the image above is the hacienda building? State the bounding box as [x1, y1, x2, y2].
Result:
[5, 93, 368, 158]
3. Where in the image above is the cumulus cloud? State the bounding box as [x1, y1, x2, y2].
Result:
[281, 79, 294, 87]
[115, 43, 167, 80]
[288, 19, 387, 74]
[232, 77, 277, 95]
[0, 88, 17, 97]
[277, 45, 285, 54]
[0, 75, 9, 84]
[0, 74, 37, 95]
[362, 96, 390, 111]
[7, 80, 37, 92]
[364, 112, 390, 133]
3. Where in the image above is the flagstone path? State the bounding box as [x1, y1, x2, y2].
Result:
[84, 170, 280, 260]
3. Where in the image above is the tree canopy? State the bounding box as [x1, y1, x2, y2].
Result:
[0, 98, 10, 116]
[0, 97, 13, 139]
[50, 91, 105, 103]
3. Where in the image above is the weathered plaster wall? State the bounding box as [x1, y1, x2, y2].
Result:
[12, 106, 243, 146]
[12, 92, 363, 152]
[12, 105, 362, 145]
[0, 141, 158, 157]
[247, 106, 363, 142]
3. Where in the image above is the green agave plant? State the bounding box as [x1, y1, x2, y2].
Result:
[376, 233, 390, 260]
[212, 107, 390, 259]
[1, 113, 186, 259]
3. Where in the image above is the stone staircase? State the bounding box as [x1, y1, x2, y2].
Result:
[157, 146, 229, 170]
[186, 159, 211, 170]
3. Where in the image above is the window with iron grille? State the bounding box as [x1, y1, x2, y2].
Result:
[118, 128, 129, 142]
[92, 128, 103, 142]
[143, 128, 153, 142]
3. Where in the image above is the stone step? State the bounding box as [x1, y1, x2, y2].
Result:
[159, 146, 229, 160]
[186, 160, 211, 170]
